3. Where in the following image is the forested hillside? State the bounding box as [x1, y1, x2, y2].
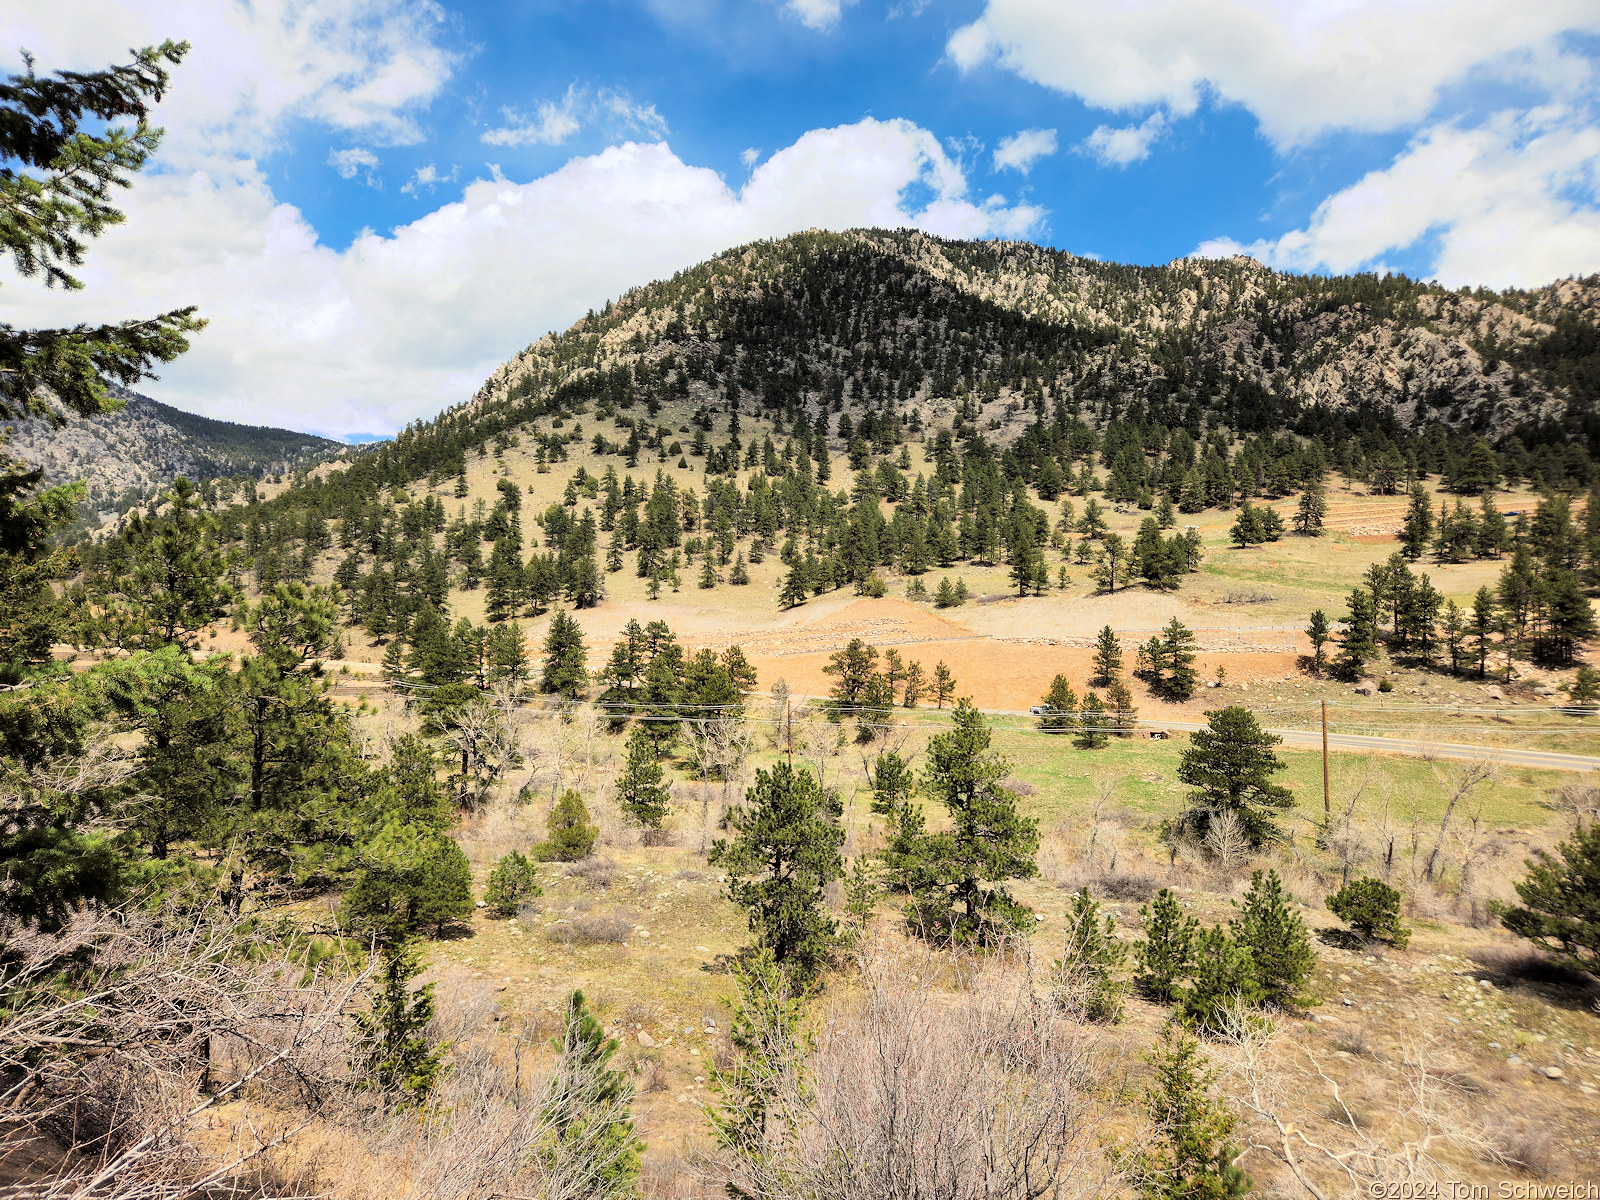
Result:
[3, 386, 344, 518]
[129, 228, 1600, 678]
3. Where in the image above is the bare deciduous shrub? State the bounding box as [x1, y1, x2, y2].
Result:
[545, 911, 636, 945]
[642, 827, 680, 848]
[1546, 776, 1600, 827]
[0, 909, 369, 1200]
[1215, 1009, 1498, 1198]
[1486, 1121, 1560, 1177]
[700, 937, 1119, 1200]
[566, 855, 619, 890]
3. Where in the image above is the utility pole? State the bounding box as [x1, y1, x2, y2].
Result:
[1321, 698, 1331, 822]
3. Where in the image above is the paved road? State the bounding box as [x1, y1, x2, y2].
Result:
[994, 712, 1600, 773]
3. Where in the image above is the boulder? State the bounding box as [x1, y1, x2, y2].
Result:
[1353, 681, 1377, 696]
[638, 1031, 657, 1048]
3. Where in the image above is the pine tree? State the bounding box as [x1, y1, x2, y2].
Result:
[1124, 1025, 1252, 1200]
[1179, 925, 1262, 1034]
[541, 608, 589, 697]
[484, 849, 541, 916]
[707, 948, 808, 1161]
[1177, 707, 1294, 847]
[1337, 587, 1380, 678]
[616, 727, 671, 828]
[1498, 823, 1600, 974]
[1076, 692, 1109, 749]
[1054, 888, 1127, 1022]
[710, 762, 844, 985]
[1398, 482, 1434, 561]
[1153, 617, 1198, 700]
[698, 555, 717, 589]
[901, 660, 925, 707]
[1039, 673, 1078, 733]
[779, 562, 808, 608]
[352, 940, 450, 1109]
[542, 990, 643, 1197]
[932, 660, 955, 709]
[1305, 609, 1330, 674]
[1, 41, 204, 427]
[729, 552, 750, 585]
[541, 788, 599, 861]
[1092, 624, 1124, 684]
[908, 699, 1039, 944]
[1230, 869, 1316, 1009]
[1293, 480, 1326, 536]
[1327, 877, 1410, 947]
[1134, 888, 1197, 1002]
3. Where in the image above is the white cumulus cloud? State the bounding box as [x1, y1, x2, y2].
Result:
[483, 85, 668, 147]
[1079, 113, 1165, 167]
[948, 0, 1600, 148]
[1194, 109, 1600, 289]
[2, 0, 456, 168]
[327, 147, 382, 185]
[992, 128, 1057, 173]
[785, 0, 857, 31]
[401, 163, 458, 196]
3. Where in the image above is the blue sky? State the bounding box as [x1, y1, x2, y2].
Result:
[4, 1, 1600, 439]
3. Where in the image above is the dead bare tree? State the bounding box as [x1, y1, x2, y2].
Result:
[444, 683, 527, 810]
[1423, 755, 1497, 883]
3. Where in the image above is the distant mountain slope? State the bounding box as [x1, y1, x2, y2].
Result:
[474, 228, 1599, 448]
[2, 387, 343, 514]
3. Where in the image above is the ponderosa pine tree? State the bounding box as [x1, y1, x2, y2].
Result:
[616, 727, 670, 828]
[932, 660, 955, 709]
[0, 41, 206, 925]
[1133, 888, 1197, 1003]
[1176, 707, 1294, 847]
[541, 608, 588, 698]
[1091, 624, 1123, 684]
[1293, 480, 1326, 536]
[352, 940, 449, 1109]
[1305, 609, 1330, 674]
[1054, 888, 1127, 1022]
[540, 788, 599, 861]
[484, 849, 541, 916]
[1230, 869, 1316, 1009]
[709, 762, 844, 985]
[1039, 674, 1078, 733]
[906, 699, 1039, 944]
[1076, 692, 1109, 749]
[1499, 823, 1600, 974]
[1123, 1025, 1252, 1200]
[542, 990, 643, 1197]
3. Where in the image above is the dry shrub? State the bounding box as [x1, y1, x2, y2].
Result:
[642, 827, 680, 848]
[700, 937, 1119, 1200]
[546, 911, 637, 945]
[515, 898, 544, 924]
[1330, 1026, 1373, 1057]
[1091, 869, 1159, 903]
[1486, 1120, 1561, 1178]
[566, 855, 620, 890]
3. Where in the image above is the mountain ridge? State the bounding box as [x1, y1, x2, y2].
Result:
[3, 386, 345, 517]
